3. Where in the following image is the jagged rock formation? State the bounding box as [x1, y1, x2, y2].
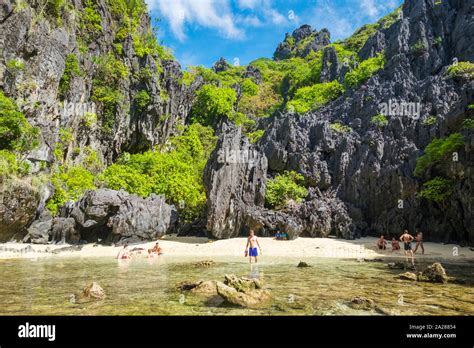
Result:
[0, 180, 39, 242]
[0, 0, 197, 167]
[274, 25, 331, 60]
[204, 121, 353, 239]
[205, 0, 473, 243]
[68, 189, 177, 243]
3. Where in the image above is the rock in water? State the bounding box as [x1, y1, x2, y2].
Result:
[420, 263, 448, 284]
[194, 260, 216, 268]
[297, 261, 311, 268]
[349, 297, 375, 310]
[77, 282, 105, 303]
[216, 282, 271, 308]
[223, 274, 262, 292]
[191, 281, 218, 295]
[399, 272, 418, 281]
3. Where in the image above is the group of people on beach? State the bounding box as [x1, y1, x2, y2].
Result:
[377, 230, 424, 266]
[116, 242, 163, 260]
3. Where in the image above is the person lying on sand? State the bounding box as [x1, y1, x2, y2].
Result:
[400, 230, 415, 267]
[245, 230, 262, 264]
[377, 235, 387, 250]
[117, 243, 132, 260]
[148, 242, 163, 257]
[391, 238, 400, 252]
[413, 230, 424, 255]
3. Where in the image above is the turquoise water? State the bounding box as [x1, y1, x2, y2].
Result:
[0, 256, 472, 315]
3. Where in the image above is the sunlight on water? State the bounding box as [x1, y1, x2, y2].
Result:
[0, 256, 472, 315]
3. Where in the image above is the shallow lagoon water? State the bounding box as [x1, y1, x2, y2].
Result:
[0, 256, 473, 315]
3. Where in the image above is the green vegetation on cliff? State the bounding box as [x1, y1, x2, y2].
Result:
[414, 133, 464, 177]
[99, 124, 217, 220]
[265, 171, 308, 210]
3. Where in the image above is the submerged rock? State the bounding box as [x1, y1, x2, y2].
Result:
[191, 281, 218, 294]
[216, 281, 271, 308]
[387, 262, 405, 269]
[194, 260, 216, 268]
[349, 296, 375, 310]
[399, 272, 418, 281]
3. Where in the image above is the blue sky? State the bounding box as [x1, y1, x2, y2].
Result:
[146, 0, 403, 69]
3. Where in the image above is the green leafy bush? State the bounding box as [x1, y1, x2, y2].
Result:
[0, 91, 39, 154]
[247, 129, 265, 144]
[330, 122, 352, 134]
[190, 85, 236, 126]
[344, 52, 385, 88]
[417, 177, 453, 204]
[0, 150, 18, 177]
[46, 166, 96, 215]
[6, 59, 25, 73]
[228, 112, 256, 130]
[414, 133, 464, 177]
[422, 116, 437, 126]
[411, 40, 428, 55]
[461, 119, 474, 130]
[241, 79, 259, 96]
[370, 114, 388, 127]
[82, 112, 97, 128]
[447, 61, 474, 79]
[59, 54, 81, 99]
[79, 0, 103, 43]
[99, 124, 217, 221]
[265, 171, 308, 210]
[91, 53, 128, 132]
[286, 81, 344, 114]
[134, 90, 151, 110]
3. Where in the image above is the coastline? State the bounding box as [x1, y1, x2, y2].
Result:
[0, 236, 472, 262]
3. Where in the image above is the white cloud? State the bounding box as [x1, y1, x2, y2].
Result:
[146, 0, 243, 41]
[360, 0, 381, 18]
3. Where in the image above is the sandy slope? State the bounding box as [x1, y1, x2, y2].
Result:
[0, 236, 472, 262]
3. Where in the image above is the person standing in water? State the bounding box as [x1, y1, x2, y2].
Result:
[245, 230, 262, 264]
[400, 230, 415, 267]
[413, 230, 424, 255]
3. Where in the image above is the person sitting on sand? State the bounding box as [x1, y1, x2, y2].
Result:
[117, 243, 132, 260]
[273, 232, 288, 240]
[245, 230, 262, 264]
[148, 242, 163, 256]
[400, 230, 415, 267]
[391, 238, 400, 252]
[377, 235, 387, 250]
[413, 230, 424, 255]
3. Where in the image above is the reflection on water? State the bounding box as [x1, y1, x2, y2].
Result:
[0, 256, 472, 315]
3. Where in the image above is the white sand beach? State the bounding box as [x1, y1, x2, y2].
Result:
[0, 236, 472, 262]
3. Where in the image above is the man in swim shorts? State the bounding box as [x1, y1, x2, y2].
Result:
[400, 230, 415, 267]
[245, 230, 262, 264]
[391, 238, 400, 252]
[413, 230, 424, 255]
